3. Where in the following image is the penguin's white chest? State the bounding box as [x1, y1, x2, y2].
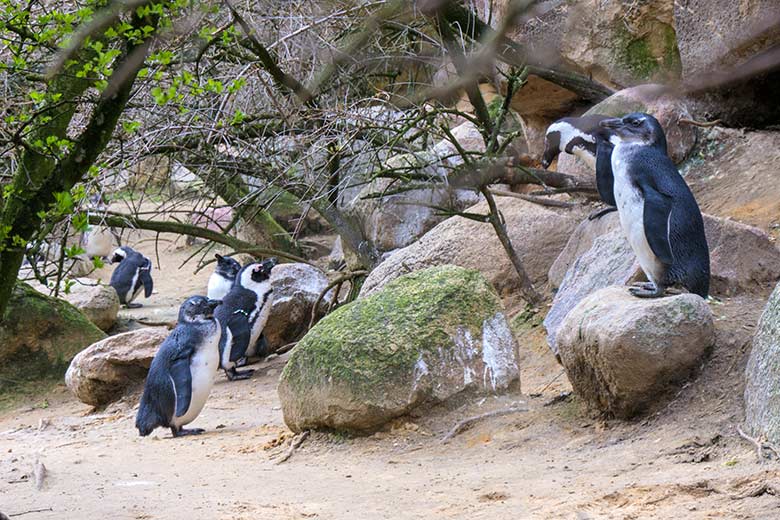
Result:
[248, 286, 274, 350]
[207, 273, 233, 300]
[173, 327, 220, 427]
[612, 144, 665, 284]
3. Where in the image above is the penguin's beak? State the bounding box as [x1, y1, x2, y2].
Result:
[207, 299, 221, 310]
[599, 117, 624, 130]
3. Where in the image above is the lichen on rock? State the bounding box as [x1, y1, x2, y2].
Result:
[278, 265, 520, 433]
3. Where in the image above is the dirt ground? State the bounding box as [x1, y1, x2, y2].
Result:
[3, 129, 780, 519]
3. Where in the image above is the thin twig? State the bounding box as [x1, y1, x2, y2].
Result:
[441, 405, 528, 443]
[276, 430, 310, 464]
[737, 426, 764, 462]
[308, 270, 367, 330]
[489, 189, 575, 208]
[9, 508, 53, 517]
[679, 118, 722, 128]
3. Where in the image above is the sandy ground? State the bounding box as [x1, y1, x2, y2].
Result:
[2, 255, 779, 519]
[3, 130, 780, 519]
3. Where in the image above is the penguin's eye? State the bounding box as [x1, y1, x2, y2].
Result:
[631, 119, 641, 127]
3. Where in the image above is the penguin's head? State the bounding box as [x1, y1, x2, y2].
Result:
[178, 295, 220, 323]
[238, 257, 278, 287]
[109, 246, 131, 264]
[541, 129, 561, 169]
[214, 254, 241, 279]
[599, 113, 666, 148]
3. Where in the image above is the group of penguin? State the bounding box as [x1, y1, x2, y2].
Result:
[106, 245, 278, 438]
[542, 112, 710, 299]
[120, 111, 708, 439]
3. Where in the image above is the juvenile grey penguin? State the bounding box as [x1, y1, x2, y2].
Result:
[215, 258, 277, 381]
[136, 296, 222, 438]
[599, 113, 710, 298]
[109, 246, 153, 308]
[207, 254, 241, 301]
[542, 114, 617, 219]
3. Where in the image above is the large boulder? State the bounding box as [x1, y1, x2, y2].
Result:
[65, 327, 168, 407]
[744, 282, 780, 443]
[278, 266, 520, 433]
[557, 286, 714, 418]
[556, 84, 697, 176]
[361, 197, 580, 298]
[343, 151, 477, 253]
[265, 263, 335, 349]
[0, 283, 106, 389]
[31, 279, 119, 332]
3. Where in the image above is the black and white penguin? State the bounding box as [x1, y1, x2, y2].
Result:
[109, 246, 153, 308]
[599, 112, 710, 298]
[207, 254, 242, 301]
[214, 258, 277, 381]
[135, 296, 222, 438]
[542, 114, 618, 219]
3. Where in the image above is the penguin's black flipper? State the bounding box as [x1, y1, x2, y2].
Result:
[170, 357, 193, 417]
[595, 139, 616, 206]
[140, 261, 154, 298]
[640, 184, 675, 266]
[226, 313, 251, 363]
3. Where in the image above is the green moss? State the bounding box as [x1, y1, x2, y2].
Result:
[613, 22, 681, 83]
[511, 306, 542, 334]
[0, 282, 105, 392]
[281, 266, 501, 400]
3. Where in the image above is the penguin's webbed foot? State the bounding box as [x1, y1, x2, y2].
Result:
[628, 283, 666, 298]
[226, 367, 254, 381]
[171, 427, 205, 438]
[587, 206, 617, 220]
[125, 302, 143, 309]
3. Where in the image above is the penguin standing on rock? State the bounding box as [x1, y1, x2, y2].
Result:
[207, 254, 242, 301]
[136, 296, 222, 438]
[109, 246, 153, 308]
[542, 114, 618, 220]
[215, 258, 277, 381]
[599, 113, 710, 298]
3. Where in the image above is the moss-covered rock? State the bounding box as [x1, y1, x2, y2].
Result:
[278, 265, 520, 433]
[0, 282, 106, 391]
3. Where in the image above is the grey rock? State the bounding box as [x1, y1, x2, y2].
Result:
[65, 327, 168, 407]
[557, 286, 714, 418]
[744, 282, 780, 443]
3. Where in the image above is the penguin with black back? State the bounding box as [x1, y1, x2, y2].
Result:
[136, 295, 222, 438]
[207, 254, 242, 301]
[542, 114, 617, 220]
[215, 258, 277, 381]
[599, 112, 710, 298]
[109, 246, 153, 308]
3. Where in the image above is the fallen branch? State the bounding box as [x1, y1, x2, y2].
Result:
[679, 118, 722, 128]
[441, 405, 528, 443]
[276, 430, 310, 464]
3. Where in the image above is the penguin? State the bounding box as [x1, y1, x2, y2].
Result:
[207, 254, 242, 301]
[215, 258, 277, 381]
[109, 246, 153, 308]
[135, 295, 222, 438]
[599, 113, 710, 298]
[542, 114, 617, 220]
